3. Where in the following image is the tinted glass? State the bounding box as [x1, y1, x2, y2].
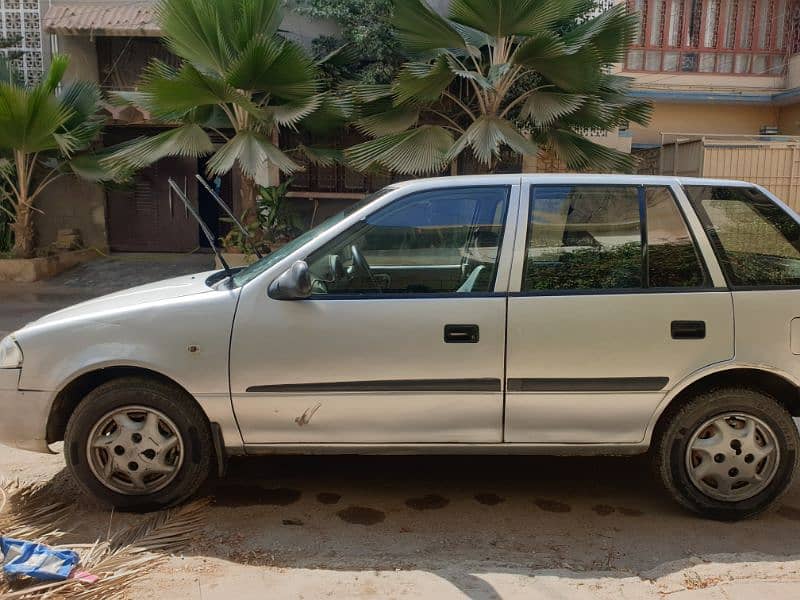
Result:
[685, 186, 800, 287]
[307, 186, 509, 295]
[525, 185, 642, 291]
[646, 186, 706, 287]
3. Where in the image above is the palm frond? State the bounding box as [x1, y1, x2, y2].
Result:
[392, 0, 466, 53]
[393, 57, 455, 104]
[518, 90, 586, 126]
[294, 144, 343, 167]
[138, 61, 239, 121]
[354, 105, 420, 137]
[548, 127, 635, 172]
[448, 115, 537, 165]
[102, 124, 213, 172]
[345, 125, 453, 174]
[267, 94, 324, 127]
[563, 4, 638, 63]
[206, 129, 299, 179]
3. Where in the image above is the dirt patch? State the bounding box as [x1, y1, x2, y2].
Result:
[337, 506, 386, 526]
[617, 507, 644, 517]
[214, 485, 302, 507]
[474, 493, 505, 506]
[405, 494, 450, 511]
[778, 505, 800, 520]
[282, 518, 304, 526]
[317, 492, 342, 505]
[534, 499, 571, 513]
[592, 504, 615, 516]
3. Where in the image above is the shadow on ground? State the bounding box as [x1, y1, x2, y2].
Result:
[39, 453, 800, 598]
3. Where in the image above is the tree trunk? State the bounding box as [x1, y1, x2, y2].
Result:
[11, 203, 34, 258]
[238, 167, 257, 220]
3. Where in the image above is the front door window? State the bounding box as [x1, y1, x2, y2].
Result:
[307, 186, 510, 296]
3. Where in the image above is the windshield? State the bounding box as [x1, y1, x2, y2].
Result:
[231, 187, 396, 287]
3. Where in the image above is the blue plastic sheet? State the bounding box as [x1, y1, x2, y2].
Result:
[0, 537, 79, 581]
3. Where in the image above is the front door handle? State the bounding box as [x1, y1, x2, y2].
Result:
[444, 324, 479, 343]
[671, 320, 706, 340]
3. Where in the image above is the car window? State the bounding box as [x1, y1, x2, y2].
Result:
[524, 185, 642, 291]
[646, 187, 707, 288]
[306, 186, 510, 296]
[684, 185, 800, 287]
[231, 187, 395, 287]
[524, 184, 707, 292]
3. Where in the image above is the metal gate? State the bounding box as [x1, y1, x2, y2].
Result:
[656, 134, 800, 212]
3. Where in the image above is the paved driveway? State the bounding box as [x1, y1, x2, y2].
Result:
[1, 252, 800, 598]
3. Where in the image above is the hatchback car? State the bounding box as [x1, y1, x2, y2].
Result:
[2, 174, 799, 519]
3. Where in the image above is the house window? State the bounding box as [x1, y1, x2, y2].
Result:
[625, 0, 788, 75]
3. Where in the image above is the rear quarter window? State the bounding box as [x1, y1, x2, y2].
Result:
[684, 185, 800, 288]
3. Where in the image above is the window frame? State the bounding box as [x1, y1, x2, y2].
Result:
[683, 184, 800, 290]
[303, 184, 514, 300]
[517, 183, 713, 296]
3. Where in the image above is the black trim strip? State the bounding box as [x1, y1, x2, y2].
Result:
[307, 292, 506, 300]
[247, 378, 503, 393]
[507, 287, 728, 297]
[507, 377, 669, 392]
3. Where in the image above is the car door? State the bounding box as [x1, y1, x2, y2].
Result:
[229, 182, 519, 445]
[504, 180, 734, 444]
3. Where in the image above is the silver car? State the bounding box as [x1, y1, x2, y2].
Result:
[2, 174, 799, 520]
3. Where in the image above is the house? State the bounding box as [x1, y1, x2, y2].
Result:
[11, 0, 800, 253]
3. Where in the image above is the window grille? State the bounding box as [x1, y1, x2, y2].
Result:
[0, 0, 42, 86]
[625, 0, 788, 75]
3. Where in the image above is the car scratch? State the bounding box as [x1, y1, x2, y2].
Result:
[295, 403, 322, 427]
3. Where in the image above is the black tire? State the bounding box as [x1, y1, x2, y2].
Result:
[654, 387, 799, 520]
[64, 376, 212, 511]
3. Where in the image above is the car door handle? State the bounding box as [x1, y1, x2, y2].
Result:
[671, 320, 706, 340]
[444, 324, 479, 343]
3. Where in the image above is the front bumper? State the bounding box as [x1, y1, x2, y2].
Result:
[0, 369, 52, 453]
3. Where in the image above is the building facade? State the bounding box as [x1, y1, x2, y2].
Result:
[24, 0, 800, 252]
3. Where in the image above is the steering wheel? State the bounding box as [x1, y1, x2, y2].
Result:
[350, 245, 382, 292]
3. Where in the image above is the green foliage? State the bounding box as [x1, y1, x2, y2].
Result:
[221, 179, 303, 254]
[295, 0, 404, 84]
[0, 55, 105, 257]
[346, 0, 652, 175]
[104, 0, 326, 189]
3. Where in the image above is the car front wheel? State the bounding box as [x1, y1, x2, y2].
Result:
[655, 387, 799, 520]
[64, 376, 212, 511]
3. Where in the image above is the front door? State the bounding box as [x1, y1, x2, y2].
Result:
[229, 183, 518, 444]
[505, 182, 734, 443]
[107, 156, 199, 252]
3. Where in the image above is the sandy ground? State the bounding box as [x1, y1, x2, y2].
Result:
[1, 446, 800, 599]
[3, 255, 800, 598]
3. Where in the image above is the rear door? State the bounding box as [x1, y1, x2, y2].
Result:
[504, 180, 734, 444]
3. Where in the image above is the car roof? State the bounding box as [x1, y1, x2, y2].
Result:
[389, 173, 756, 188]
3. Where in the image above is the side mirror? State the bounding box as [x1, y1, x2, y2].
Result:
[268, 260, 312, 300]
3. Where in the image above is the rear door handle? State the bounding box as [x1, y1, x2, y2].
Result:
[671, 320, 706, 340]
[444, 324, 479, 343]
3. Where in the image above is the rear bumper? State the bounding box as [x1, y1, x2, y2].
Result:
[0, 369, 52, 453]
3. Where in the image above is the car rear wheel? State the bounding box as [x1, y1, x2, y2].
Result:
[65, 376, 212, 511]
[655, 387, 799, 520]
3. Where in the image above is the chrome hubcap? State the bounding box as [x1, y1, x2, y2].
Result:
[685, 412, 779, 502]
[87, 406, 184, 495]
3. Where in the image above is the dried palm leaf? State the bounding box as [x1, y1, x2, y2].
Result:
[0, 479, 209, 600]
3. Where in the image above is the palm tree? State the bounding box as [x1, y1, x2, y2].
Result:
[346, 0, 652, 175]
[0, 55, 104, 258]
[104, 0, 323, 216]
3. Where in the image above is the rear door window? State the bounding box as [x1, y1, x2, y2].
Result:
[524, 184, 707, 292]
[684, 185, 800, 287]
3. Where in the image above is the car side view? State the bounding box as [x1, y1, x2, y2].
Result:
[1, 174, 799, 520]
